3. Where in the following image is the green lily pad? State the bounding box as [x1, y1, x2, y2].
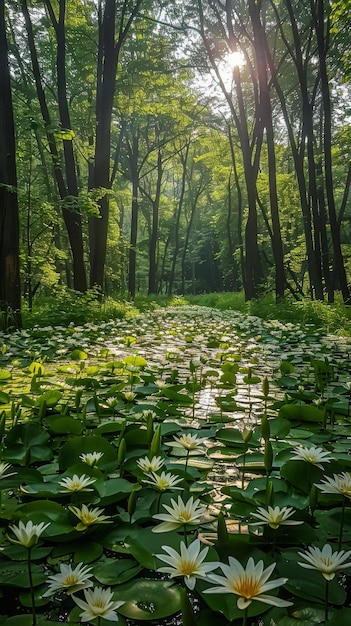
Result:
[0, 561, 46, 587]
[74, 540, 104, 563]
[93, 557, 142, 585]
[117, 579, 183, 620]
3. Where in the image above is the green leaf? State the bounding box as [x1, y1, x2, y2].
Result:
[279, 404, 325, 423]
[117, 579, 183, 620]
[73, 540, 103, 563]
[45, 415, 84, 435]
[0, 389, 10, 403]
[0, 561, 46, 588]
[58, 435, 118, 471]
[123, 355, 147, 368]
[0, 369, 11, 381]
[93, 558, 142, 584]
[70, 349, 88, 360]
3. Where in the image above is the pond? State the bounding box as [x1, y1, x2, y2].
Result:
[0, 305, 351, 625]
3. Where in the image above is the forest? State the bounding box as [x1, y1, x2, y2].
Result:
[3, 4, 351, 625]
[1, 0, 351, 331]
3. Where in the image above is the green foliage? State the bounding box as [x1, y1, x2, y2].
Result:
[22, 288, 139, 327]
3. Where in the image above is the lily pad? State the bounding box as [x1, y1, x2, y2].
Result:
[117, 579, 183, 620]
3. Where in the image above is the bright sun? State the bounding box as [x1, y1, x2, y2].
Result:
[226, 50, 245, 68]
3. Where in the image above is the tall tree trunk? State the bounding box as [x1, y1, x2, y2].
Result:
[21, 0, 87, 292]
[128, 135, 139, 298]
[249, 0, 285, 299]
[228, 128, 245, 291]
[180, 173, 205, 294]
[268, 0, 324, 299]
[89, 0, 144, 291]
[148, 149, 163, 295]
[45, 0, 87, 292]
[0, 0, 21, 326]
[168, 143, 189, 295]
[313, 0, 350, 303]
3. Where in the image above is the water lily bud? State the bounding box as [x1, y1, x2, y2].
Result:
[128, 489, 137, 518]
[117, 438, 126, 467]
[216, 511, 229, 545]
[309, 483, 318, 514]
[264, 440, 273, 473]
[149, 424, 162, 457]
[262, 376, 269, 397]
[38, 399, 47, 422]
[261, 414, 270, 442]
[242, 427, 252, 443]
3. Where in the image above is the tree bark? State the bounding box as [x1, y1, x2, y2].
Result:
[0, 0, 21, 325]
[249, 0, 285, 299]
[89, 0, 144, 291]
[312, 0, 350, 303]
[148, 149, 163, 295]
[22, 0, 87, 292]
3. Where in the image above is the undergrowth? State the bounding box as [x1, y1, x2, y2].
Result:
[21, 289, 351, 335]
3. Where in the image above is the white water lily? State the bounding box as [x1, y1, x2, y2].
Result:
[136, 455, 165, 473]
[79, 452, 104, 467]
[204, 556, 292, 610]
[168, 433, 207, 451]
[316, 472, 351, 499]
[69, 504, 112, 530]
[8, 520, 50, 549]
[250, 505, 303, 530]
[123, 391, 136, 402]
[298, 544, 351, 580]
[290, 445, 332, 469]
[156, 538, 217, 590]
[43, 562, 94, 596]
[152, 495, 207, 533]
[73, 586, 124, 622]
[140, 409, 158, 421]
[143, 471, 183, 491]
[59, 474, 96, 492]
[0, 462, 16, 479]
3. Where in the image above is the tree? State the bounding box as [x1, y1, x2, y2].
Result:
[20, 0, 87, 292]
[89, 0, 144, 291]
[0, 0, 21, 327]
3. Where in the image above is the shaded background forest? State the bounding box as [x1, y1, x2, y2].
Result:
[1, 0, 351, 325]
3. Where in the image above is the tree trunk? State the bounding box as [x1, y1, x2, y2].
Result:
[0, 0, 21, 326]
[249, 0, 285, 299]
[128, 135, 139, 298]
[148, 149, 163, 294]
[168, 143, 189, 295]
[22, 0, 87, 292]
[89, 0, 144, 291]
[313, 0, 350, 303]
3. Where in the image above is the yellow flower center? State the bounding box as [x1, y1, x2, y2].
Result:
[232, 575, 261, 599]
[306, 454, 316, 462]
[64, 574, 79, 586]
[91, 599, 109, 615]
[179, 560, 197, 576]
[179, 511, 192, 522]
[157, 478, 169, 489]
[339, 483, 351, 496]
[320, 557, 333, 570]
[80, 513, 97, 525]
[69, 481, 84, 491]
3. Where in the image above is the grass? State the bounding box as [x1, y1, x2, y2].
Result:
[20, 289, 351, 336]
